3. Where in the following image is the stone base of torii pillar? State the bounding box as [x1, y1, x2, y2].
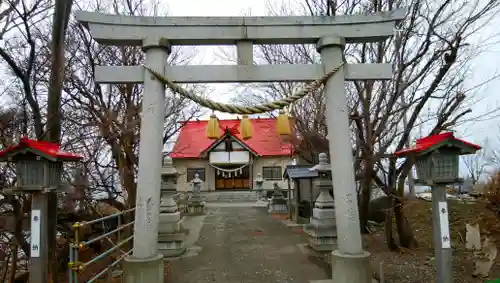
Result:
[123, 254, 164, 283]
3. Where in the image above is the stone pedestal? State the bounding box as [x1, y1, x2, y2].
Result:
[157, 212, 186, 257]
[268, 183, 288, 214]
[304, 207, 337, 252]
[186, 196, 205, 215]
[123, 253, 164, 283]
[268, 202, 287, 214]
[303, 152, 337, 252]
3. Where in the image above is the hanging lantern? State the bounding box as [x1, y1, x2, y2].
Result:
[239, 114, 253, 140]
[276, 110, 291, 136]
[206, 113, 221, 139]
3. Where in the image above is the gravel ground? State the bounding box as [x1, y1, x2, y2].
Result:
[166, 206, 330, 283]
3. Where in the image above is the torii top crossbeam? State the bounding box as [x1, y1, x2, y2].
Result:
[75, 9, 406, 46]
[75, 9, 407, 84]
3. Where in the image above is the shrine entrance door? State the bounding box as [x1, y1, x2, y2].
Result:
[215, 165, 250, 190]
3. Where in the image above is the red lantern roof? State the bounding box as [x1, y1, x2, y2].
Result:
[394, 132, 481, 157]
[0, 137, 82, 162]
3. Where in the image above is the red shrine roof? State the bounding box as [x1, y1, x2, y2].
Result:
[394, 132, 481, 157]
[0, 137, 82, 161]
[170, 118, 293, 159]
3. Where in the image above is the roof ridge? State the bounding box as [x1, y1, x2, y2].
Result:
[179, 117, 276, 124]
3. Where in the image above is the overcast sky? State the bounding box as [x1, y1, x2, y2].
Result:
[164, 0, 276, 120]
[160, 0, 500, 147]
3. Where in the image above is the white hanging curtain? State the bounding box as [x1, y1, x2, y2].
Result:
[210, 163, 249, 176]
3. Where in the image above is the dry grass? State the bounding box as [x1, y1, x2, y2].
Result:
[365, 198, 500, 283]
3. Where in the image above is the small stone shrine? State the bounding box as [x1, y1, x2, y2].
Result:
[303, 152, 337, 252]
[186, 172, 205, 215]
[158, 156, 186, 257]
[254, 173, 266, 200]
[268, 182, 288, 214]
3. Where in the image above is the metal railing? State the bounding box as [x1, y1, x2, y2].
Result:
[68, 208, 135, 283]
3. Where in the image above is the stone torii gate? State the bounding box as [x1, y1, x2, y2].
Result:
[76, 9, 406, 283]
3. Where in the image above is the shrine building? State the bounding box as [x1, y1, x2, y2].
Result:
[169, 117, 294, 191]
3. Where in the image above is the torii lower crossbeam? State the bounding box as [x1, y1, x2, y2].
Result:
[95, 64, 393, 84]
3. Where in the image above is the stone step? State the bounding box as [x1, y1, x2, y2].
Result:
[200, 191, 259, 202]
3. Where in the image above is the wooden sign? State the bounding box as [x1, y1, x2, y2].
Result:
[30, 209, 41, 258]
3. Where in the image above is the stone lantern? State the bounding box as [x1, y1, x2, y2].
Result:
[191, 173, 203, 198]
[268, 182, 287, 214]
[186, 172, 205, 215]
[158, 155, 186, 257]
[254, 173, 265, 200]
[160, 156, 179, 213]
[395, 132, 481, 283]
[0, 137, 82, 192]
[303, 152, 337, 252]
[310, 152, 334, 207]
[395, 132, 481, 184]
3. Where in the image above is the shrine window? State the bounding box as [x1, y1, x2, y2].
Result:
[262, 166, 282, 180]
[186, 168, 206, 182]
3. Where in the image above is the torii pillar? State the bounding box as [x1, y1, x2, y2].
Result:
[316, 36, 372, 283]
[75, 9, 406, 283]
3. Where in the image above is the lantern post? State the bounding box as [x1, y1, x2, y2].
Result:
[0, 138, 82, 283]
[394, 132, 481, 283]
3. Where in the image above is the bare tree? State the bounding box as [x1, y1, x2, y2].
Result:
[0, 0, 53, 268]
[226, 0, 500, 249]
[462, 144, 488, 184]
[61, 0, 203, 211]
[0, 0, 203, 278]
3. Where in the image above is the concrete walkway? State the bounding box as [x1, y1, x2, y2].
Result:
[166, 204, 330, 283]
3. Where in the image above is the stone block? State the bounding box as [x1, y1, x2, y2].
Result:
[186, 201, 205, 215]
[272, 198, 287, 205]
[304, 210, 337, 252]
[310, 217, 336, 228]
[158, 241, 186, 257]
[159, 211, 181, 222]
[159, 222, 181, 233]
[304, 226, 337, 238]
[158, 212, 182, 233]
[313, 207, 335, 218]
[268, 203, 287, 214]
[158, 232, 186, 242]
[308, 236, 338, 252]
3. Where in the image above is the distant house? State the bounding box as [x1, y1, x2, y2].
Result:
[170, 118, 294, 192]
